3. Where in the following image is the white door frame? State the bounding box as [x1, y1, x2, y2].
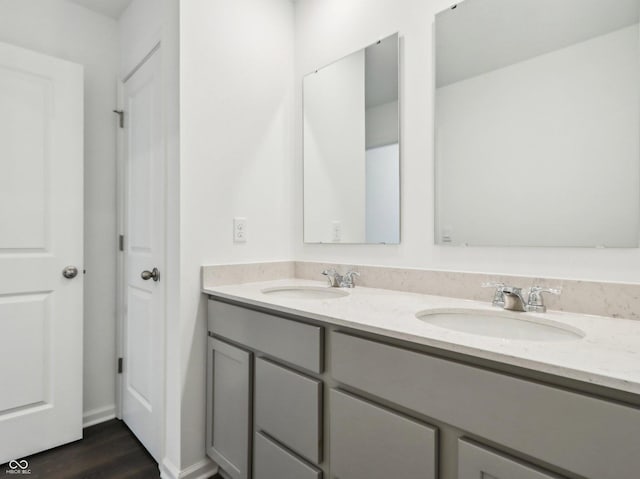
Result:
[115, 42, 167, 456]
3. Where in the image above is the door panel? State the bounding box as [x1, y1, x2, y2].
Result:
[0, 67, 49, 250]
[121, 47, 164, 462]
[127, 288, 152, 405]
[0, 294, 48, 412]
[0, 41, 83, 464]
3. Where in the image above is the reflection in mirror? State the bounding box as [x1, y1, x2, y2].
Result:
[435, 0, 640, 247]
[304, 33, 400, 244]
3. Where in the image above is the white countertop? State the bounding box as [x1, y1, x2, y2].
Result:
[203, 278, 640, 396]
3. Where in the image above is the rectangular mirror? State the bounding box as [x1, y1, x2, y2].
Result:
[435, 0, 640, 247]
[304, 33, 400, 244]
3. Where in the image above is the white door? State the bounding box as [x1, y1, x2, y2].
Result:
[0, 42, 83, 463]
[121, 48, 165, 461]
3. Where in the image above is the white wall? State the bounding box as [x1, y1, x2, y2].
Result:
[0, 0, 120, 422]
[294, 0, 640, 283]
[180, 0, 295, 469]
[436, 25, 639, 247]
[304, 51, 366, 243]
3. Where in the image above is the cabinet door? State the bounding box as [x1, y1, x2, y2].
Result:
[458, 439, 563, 479]
[207, 337, 252, 479]
[329, 389, 437, 479]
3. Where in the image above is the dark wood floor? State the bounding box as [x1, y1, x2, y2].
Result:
[1, 419, 222, 478]
[2, 420, 158, 479]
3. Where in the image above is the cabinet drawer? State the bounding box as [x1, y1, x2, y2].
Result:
[254, 432, 322, 479]
[458, 439, 563, 479]
[329, 389, 437, 479]
[209, 300, 322, 373]
[255, 358, 322, 463]
[330, 331, 640, 479]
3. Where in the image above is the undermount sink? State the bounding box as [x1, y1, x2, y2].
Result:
[416, 308, 584, 341]
[261, 286, 350, 300]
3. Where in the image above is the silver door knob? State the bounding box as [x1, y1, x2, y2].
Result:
[141, 267, 160, 282]
[62, 265, 79, 279]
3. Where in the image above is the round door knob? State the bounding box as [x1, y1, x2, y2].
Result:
[141, 267, 160, 282]
[62, 266, 79, 279]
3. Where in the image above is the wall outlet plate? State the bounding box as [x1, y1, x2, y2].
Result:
[332, 221, 342, 242]
[234, 217, 247, 243]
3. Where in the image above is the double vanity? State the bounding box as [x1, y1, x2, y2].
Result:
[203, 274, 640, 479]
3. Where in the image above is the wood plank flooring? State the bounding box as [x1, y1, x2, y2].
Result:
[1, 419, 176, 479]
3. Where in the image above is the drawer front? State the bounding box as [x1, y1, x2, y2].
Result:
[330, 389, 437, 479]
[330, 331, 640, 479]
[209, 299, 323, 373]
[458, 440, 563, 479]
[255, 357, 322, 463]
[254, 432, 322, 479]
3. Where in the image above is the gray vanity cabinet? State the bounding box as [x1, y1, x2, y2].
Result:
[206, 337, 252, 479]
[458, 440, 562, 479]
[329, 389, 438, 479]
[207, 298, 640, 479]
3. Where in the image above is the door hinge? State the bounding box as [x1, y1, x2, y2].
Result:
[118, 357, 123, 374]
[113, 109, 124, 128]
[119, 234, 125, 252]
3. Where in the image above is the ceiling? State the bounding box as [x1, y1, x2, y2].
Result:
[68, 0, 133, 19]
[436, 0, 640, 87]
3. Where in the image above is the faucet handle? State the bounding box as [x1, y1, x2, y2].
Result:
[529, 286, 562, 296]
[481, 282, 505, 307]
[526, 286, 561, 313]
[341, 270, 360, 288]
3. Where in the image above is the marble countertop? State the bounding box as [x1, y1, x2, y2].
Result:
[203, 279, 640, 396]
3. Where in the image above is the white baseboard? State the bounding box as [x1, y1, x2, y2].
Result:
[160, 457, 218, 479]
[82, 405, 117, 428]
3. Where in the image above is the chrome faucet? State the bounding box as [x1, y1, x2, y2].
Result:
[322, 269, 360, 288]
[483, 283, 561, 313]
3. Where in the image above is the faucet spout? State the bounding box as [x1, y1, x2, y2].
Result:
[501, 287, 527, 312]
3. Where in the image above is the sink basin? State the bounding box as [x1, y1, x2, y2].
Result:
[261, 286, 349, 300]
[416, 308, 584, 341]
